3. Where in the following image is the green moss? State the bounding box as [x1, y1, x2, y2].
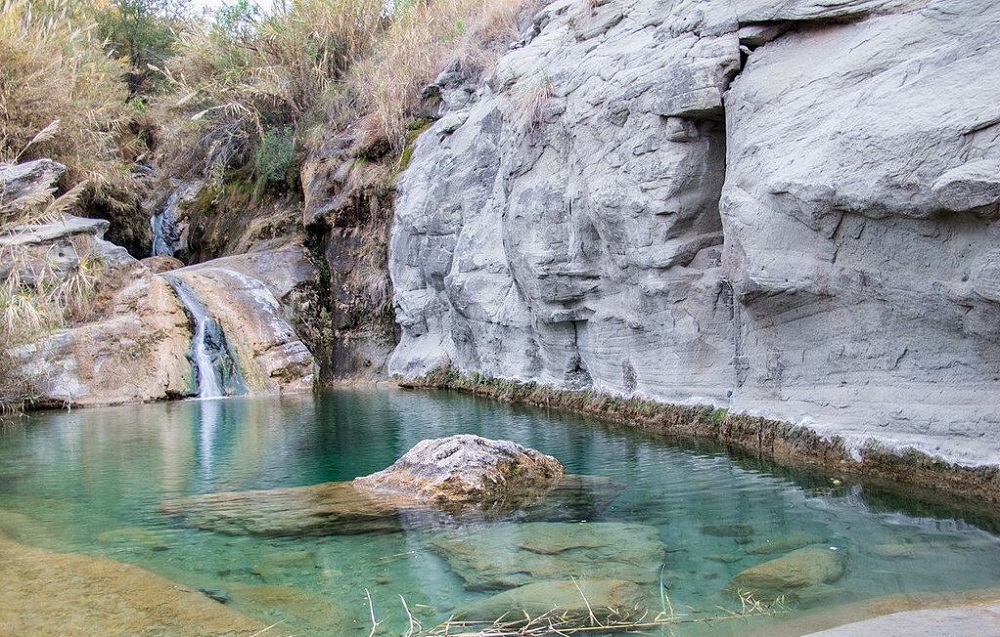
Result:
[398, 119, 434, 172]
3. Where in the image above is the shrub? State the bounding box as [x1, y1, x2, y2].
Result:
[254, 126, 296, 190]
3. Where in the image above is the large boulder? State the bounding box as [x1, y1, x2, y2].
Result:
[168, 261, 317, 394]
[160, 473, 620, 537]
[352, 434, 565, 511]
[429, 521, 665, 590]
[14, 268, 194, 406]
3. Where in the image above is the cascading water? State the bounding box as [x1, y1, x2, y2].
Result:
[150, 180, 202, 258]
[165, 276, 246, 399]
[150, 194, 181, 257]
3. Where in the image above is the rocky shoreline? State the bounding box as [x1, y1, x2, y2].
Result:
[398, 369, 1000, 509]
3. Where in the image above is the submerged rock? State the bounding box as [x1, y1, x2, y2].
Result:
[96, 527, 172, 552]
[352, 435, 565, 511]
[161, 473, 619, 537]
[729, 546, 846, 601]
[745, 533, 826, 555]
[450, 579, 649, 628]
[429, 522, 664, 590]
[0, 529, 267, 636]
[162, 437, 616, 536]
[701, 524, 755, 538]
[160, 481, 404, 537]
[227, 584, 363, 635]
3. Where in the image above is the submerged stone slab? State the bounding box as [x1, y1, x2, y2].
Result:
[745, 533, 826, 555]
[450, 579, 649, 628]
[429, 522, 665, 590]
[0, 530, 266, 636]
[353, 435, 565, 512]
[729, 546, 846, 601]
[160, 482, 403, 537]
[162, 436, 614, 536]
[161, 473, 620, 537]
[228, 584, 364, 635]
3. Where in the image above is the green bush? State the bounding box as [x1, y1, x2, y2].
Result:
[254, 127, 297, 191]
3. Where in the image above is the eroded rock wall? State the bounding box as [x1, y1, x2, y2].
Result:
[389, 0, 1000, 465]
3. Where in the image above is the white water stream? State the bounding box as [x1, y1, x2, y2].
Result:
[165, 277, 223, 399]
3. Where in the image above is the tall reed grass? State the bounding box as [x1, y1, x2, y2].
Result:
[0, 0, 140, 193]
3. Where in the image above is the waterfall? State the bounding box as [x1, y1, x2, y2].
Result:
[150, 194, 180, 257]
[165, 276, 246, 399]
[150, 180, 202, 257]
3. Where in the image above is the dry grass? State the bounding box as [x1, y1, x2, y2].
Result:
[0, 0, 144, 204]
[154, 0, 387, 186]
[155, 0, 538, 188]
[350, 0, 536, 150]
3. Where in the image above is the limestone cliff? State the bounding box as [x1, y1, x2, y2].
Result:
[389, 0, 1000, 466]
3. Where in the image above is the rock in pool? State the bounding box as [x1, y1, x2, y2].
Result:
[449, 579, 649, 629]
[429, 521, 665, 590]
[729, 546, 846, 602]
[161, 435, 599, 536]
[352, 434, 564, 511]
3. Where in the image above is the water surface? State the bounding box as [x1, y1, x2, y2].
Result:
[1, 388, 999, 635]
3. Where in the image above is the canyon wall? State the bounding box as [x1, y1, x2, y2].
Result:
[389, 0, 1000, 465]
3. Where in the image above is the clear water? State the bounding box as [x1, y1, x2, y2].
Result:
[1, 388, 999, 636]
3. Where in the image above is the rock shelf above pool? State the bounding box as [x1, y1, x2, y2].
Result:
[160, 435, 620, 536]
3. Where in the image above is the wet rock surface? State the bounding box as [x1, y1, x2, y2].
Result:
[429, 521, 665, 590]
[0, 529, 267, 636]
[168, 262, 317, 394]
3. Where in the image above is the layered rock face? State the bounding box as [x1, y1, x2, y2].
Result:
[389, 0, 1000, 465]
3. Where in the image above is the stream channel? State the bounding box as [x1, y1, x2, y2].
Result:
[1, 389, 999, 635]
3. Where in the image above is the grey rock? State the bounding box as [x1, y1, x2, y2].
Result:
[149, 179, 203, 258]
[353, 434, 564, 510]
[389, 0, 1000, 467]
[429, 521, 665, 590]
[722, 0, 1000, 464]
[390, 0, 737, 406]
[0, 214, 136, 284]
[0, 159, 64, 210]
[802, 602, 1000, 637]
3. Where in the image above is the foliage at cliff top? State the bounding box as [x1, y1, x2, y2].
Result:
[156, 0, 536, 193]
[2, 0, 535, 201]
